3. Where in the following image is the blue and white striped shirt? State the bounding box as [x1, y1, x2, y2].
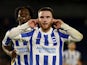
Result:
[21, 28, 69, 65]
[63, 50, 81, 65]
[2, 28, 31, 65]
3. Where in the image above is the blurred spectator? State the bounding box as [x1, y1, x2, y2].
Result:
[63, 41, 82, 65]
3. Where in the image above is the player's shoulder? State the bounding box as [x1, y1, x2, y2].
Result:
[5, 30, 11, 36]
[63, 50, 69, 54]
[63, 50, 69, 56]
[75, 50, 81, 55]
[5, 25, 19, 35]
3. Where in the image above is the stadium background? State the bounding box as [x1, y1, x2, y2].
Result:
[0, 0, 87, 65]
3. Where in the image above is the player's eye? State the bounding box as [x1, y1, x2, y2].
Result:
[40, 16, 44, 18]
[46, 16, 50, 18]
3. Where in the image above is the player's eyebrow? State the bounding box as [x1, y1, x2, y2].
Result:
[46, 16, 50, 18]
[39, 16, 51, 18]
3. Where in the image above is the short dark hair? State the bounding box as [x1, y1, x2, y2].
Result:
[67, 41, 76, 44]
[15, 6, 33, 19]
[38, 7, 54, 17]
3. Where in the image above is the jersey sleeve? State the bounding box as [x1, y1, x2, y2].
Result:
[61, 23, 83, 42]
[8, 22, 32, 39]
[2, 31, 11, 46]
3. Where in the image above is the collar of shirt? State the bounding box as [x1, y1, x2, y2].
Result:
[39, 27, 53, 35]
[68, 50, 75, 55]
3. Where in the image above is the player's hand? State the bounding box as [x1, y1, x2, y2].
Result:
[9, 50, 17, 58]
[52, 19, 64, 29]
[28, 19, 38, 28]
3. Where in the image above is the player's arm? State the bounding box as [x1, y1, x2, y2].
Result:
[2, 45, 16, 58]
[8, 19, 37, 39]
[61, 22, 83, 42]
[2, 31, 17, 58]
[53, 19, 83, 42]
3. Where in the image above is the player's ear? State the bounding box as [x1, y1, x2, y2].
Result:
[17, 17, 20, 22]
[36, 18, 40, 27]
[36, 18, 39, 23]
[52, 18, 54, 24]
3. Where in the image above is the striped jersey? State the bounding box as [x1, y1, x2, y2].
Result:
[63, 50, 81, 65]
[2, 27, 31, 65]
[21, 27, 70, 65]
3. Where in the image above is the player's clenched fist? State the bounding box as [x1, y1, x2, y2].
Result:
[28, 19, 38, 28]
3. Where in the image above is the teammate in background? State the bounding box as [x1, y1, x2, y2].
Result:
[2, 6, 33, 65]
[63, 41, 82, 65]
[4, 7, 83, 65]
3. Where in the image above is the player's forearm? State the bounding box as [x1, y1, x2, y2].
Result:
[61, 23, 83, 42]
[2, 45, 11, 56]
[8, 22, 30, 38]
[2, 45, 17, 58]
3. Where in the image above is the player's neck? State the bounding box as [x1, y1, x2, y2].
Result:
[69, 49, 75, 52]
[41, 27, 51, 33]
